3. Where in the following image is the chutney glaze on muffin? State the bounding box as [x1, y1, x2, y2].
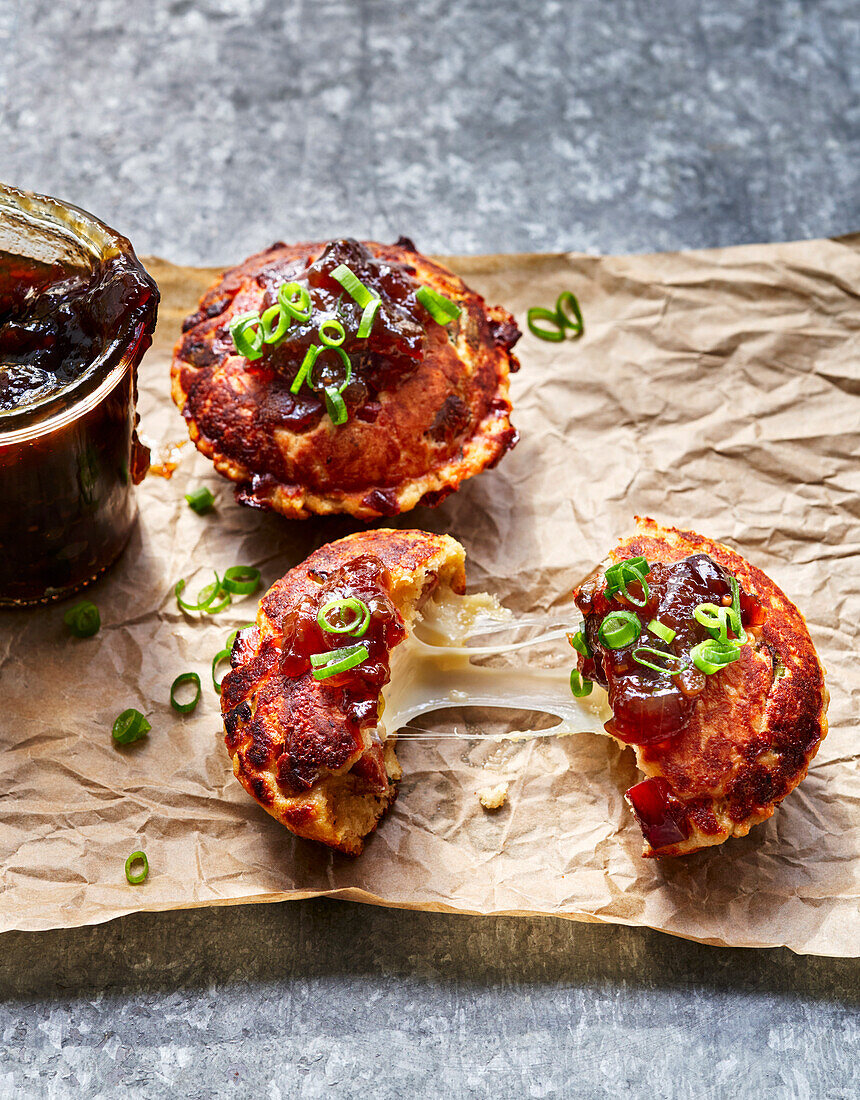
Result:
[171, 238, 520, 519]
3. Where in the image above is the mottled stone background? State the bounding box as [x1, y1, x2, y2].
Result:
[1, 1, 858, 1097]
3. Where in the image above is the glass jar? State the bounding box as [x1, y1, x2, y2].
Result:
[0, 183, 159, 605]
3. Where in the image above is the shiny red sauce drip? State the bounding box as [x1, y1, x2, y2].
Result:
[281, 554, 406, 731]
[252, 238, 429, 414]
[576, 553, 763, 747]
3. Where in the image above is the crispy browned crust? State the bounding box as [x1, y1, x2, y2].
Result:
[220, 529, 466, 854]
[595, 517, 829, 857]
[171, 240, 520, 519]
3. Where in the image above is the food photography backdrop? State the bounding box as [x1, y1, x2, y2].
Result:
[1, 2, 858, 1098]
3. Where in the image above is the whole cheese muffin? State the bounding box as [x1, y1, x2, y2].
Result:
[171, 237, 520, 519]
[572, 518, 829, 857]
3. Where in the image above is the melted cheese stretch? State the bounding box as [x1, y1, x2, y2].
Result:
[378, 590, 611, 742]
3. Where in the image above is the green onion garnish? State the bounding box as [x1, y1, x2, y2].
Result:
[330, 264, 375, 308]
[185, 486, 215, 515]
[648, 619, 675, 644]
[632, 646, 689, 675]
[598, 610, 642, 650]
[356, 297, 381, 338]
[317, 597, 370, 637]
[312, 346, 352, 391]
[229, 312, 264, 361]
[568, 626, 590, 657]
[728, 575, 746, 641]
[416, 285, 461, 325]
[569, 669, 593, 698]
[277, 281, 313, 322]
[221, 566, 261, 596]
[290, 344, 321, 394]
[318, 318, 346, 347]
[604, 556, 651, 607]
[260, 303, 291, 345]
[527, 307, 565, 342]
[693, 603, 730, 642]
[175, 573, 231, 614]
[63, 600, 100, 638]
[555, 291, 584, 336]
[125, 850, 149, 885]
[112, 708, 151, 745]
[311, 642, 369, 680]
[324, 387, 348, 426]
[170, 672, 202, 714]
[211, 625, 253, 694]
[689, 639, 743, 675]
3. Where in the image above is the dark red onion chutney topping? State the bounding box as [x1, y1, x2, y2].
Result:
[281, 555, 406, 730]
[575, 553, 763, 747]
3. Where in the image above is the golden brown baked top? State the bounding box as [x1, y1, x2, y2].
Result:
[220, 529, 465, 854]
[171, 237, 520, 519]
[574, 517, 829, 857]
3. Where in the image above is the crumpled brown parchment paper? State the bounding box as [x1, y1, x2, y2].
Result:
[1, 237, 858, 955]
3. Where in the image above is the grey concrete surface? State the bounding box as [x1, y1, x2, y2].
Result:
[0, 1, 858, 1097]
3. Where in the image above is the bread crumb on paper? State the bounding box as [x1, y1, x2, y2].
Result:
[477, 782, 509, 810]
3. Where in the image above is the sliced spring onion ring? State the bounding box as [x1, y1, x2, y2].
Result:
[290, 344, 321, 394]
[112, 708, 151, 745]
[632, 645, 690, 675]
[175, 573, 231, 614]
[212, 647, 232, 694]
[598, 609, 642, 650]
[728, 575, 747, 641]
[690, 639, 743, 675]
[63, 600, 100, 638]
[568, 626, 590, 657]
[324, 387, 348, 426]
[311, 642, 370, 680]
[185, 486, 215, 515]
[648, 618, 676, 644]
[318, 317, 346, 347]
[221, 566, 261, 596]
[125, 850, 149, 885]
[416, 285, 461, 325]
[229, 312, 264, 360]
[569, 669, 593, 697]
[170, 672, 202, 714]
[311, 346, 352, 392]
[693, 602, 731, 641]
[555, 291, 584, 336]
[317, 597, 370, 637]
[260, 303, 291, 345]
[604, 556, 651, 607]
[356, 297, 381, 338]
[330, 264, 374, 308]
[526, 307, 565, 342]
[277, 281, 312, 321]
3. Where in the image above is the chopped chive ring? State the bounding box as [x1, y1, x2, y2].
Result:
[185, 486, 215, 515]
[690, 639, 743, 675]
[319, 317, 346, 347]
[555, 291, 584, 336]
[221, 566, 261, 596]
[632, 646, 690, 675]
[310, 346, 352, 392]
[229, 312, 264, 361]
[693, 603, 731, 642]
[416, 285, 461, 325]
[260, 303, 291, 345]
[570, 669, 593, 698]
[330, 264, 374, 308]
[311, 642, 369, 680]
[125, 850, 149, 885]
[568, 626, 590, 657]
[728, 575, 747, 641]
[291, 344, 321, 394]
[112, 708, 151, 745]
[212, 647, 232, 694]
[176, 573, 231, 614]
[277, 281, 312, 322]
[648, 619, 675, 645]
[63, 600, 100, 638]
[317, 597, 370, 637]
[357, 297, 381, 338]
[324, 387, 348, 426]
[170, 672, 202, 714]
[526, 307, 565, 342]
[598, 610, 642, 650]
[604, 556, 651, 607]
